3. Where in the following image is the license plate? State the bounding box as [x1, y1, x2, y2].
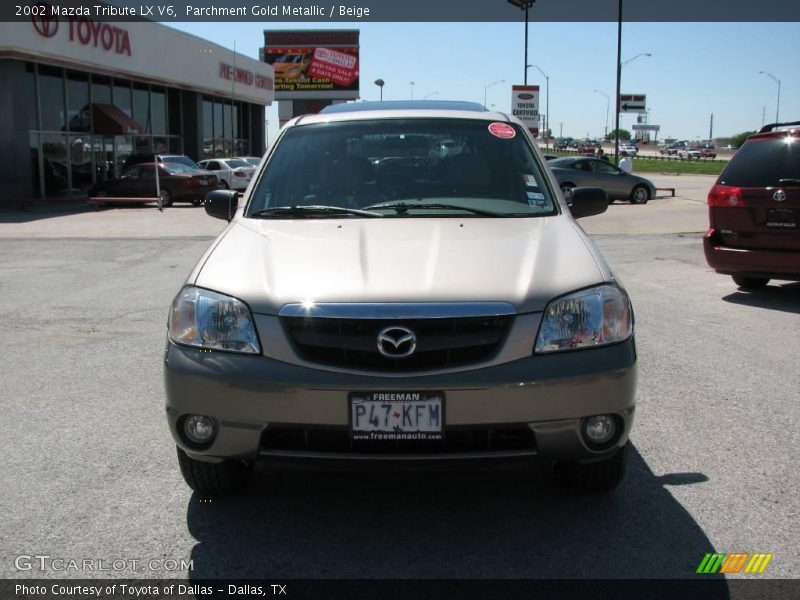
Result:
[349, 392, 443, 441]
[766, 208, 798, 229]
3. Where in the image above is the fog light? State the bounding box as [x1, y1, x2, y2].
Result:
[583, 415, 617, 445]
[183, 415, 216, 445]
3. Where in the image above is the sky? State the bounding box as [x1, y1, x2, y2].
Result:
[168, 20, 799, 145]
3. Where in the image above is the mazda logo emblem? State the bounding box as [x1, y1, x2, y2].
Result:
[376, 326, 417, 359]
[773, 189, 787, 202]
[32, 5, 58, 38]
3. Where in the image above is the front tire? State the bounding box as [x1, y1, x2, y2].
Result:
[176, 447, 253, 497]
[732, 275, 769, 289]
[555, 442, 628, 493]
[159, 189, 173, 208]
[560, 183, 575, 203]
[630, 185, 650, 204]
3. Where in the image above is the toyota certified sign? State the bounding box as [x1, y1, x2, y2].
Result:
[511, 85, 540, 136]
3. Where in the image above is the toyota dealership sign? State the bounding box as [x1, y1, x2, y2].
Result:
[511, 85, 540, 136]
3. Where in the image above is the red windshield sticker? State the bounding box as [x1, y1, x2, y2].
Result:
[488, 122, 516, 139]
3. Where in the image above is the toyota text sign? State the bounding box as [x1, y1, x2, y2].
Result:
[511, 85, 540, 136]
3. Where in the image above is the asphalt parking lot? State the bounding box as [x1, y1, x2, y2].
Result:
[1, 174, 798, 583]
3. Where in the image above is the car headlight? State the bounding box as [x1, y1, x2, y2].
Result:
[535, 284, 632, 353]
[168, 286, 260, 354]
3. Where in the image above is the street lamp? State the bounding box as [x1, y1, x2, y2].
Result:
[621, 52, 652, 68]
[423, 91, 438, 100]
[409, 81, 415, 100]
[374, 78, 384, 101]
[527, 64, 549, 146]
[483, 79, 504, 107]
[593, 89, 610, 139]
[759, 70, 781, 123]
[507, 0, 536, 84]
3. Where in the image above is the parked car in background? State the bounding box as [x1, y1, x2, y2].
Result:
[659, 144, 680, 155]
[549, 156, 656, 204]
[699, 147, 717, 158]
[122, 154, 199, 171]
[619, 143, 638, 156]
[236, 156, 262, 168]
[165, 100, 637, 497]
[577, 141, 597, 155]
[703, 121, 800, 289]
[197, 158, 256, 191]
[90, 162, 222, 206]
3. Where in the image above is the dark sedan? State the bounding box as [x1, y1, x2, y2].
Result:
[90, 163, 222, 207]
[549, 157, 656, 204]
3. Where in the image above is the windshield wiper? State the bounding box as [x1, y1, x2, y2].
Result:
[250, 205, 383, 218]
[362, 201, 503, 217]
[777, 178, 800, 185]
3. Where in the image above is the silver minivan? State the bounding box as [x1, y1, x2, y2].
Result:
[164, 101, 636, 496]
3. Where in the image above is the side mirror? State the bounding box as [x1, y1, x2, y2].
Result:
[568, 187, 608, 219]
[205, 189, 238, 221]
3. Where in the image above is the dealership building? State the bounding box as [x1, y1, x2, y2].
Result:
[0, 17, 274, 202]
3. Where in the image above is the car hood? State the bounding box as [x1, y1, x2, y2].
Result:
[193, 216, 608, 315]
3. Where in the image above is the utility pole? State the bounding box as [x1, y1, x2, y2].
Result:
[761, 106, 766, 127]
[559, 122, 563, 138]
[709, 113, 713, 142]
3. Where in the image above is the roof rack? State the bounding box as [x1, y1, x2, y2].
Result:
[758, 121, 800, 133]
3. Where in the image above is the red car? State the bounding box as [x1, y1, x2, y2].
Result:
[699, 147, 717, 158]
[703, 121, 800, 288]
[91, 163, 222, 207]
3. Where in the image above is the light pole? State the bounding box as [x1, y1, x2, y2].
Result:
[593, 89, 610, 139]
[759, 70, 781, 123]
[483, 79, 504, 107]
[507, 0, 536, 84]
[409, 81, 415, 100]
[614, 16, 653, 164]
[423, 91, 438, 100]
[527, 64, 549, 146]
[621, 52, 652, 68]
[374, 78, 384, 101]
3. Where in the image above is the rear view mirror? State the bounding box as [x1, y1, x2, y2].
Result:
[205, 190, 239, 221]
[569, 187, 608, 219]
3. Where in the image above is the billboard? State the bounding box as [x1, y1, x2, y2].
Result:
[263, 29, 359, 100]
[511, 85, 540, 136]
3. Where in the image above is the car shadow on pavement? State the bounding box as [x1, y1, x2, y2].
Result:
[722, 282, 800, 315]
[0, 202, 96, 223]
[184, 444, 726, 590]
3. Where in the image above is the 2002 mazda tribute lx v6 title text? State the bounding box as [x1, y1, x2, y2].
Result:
[164, 101, 637, 497]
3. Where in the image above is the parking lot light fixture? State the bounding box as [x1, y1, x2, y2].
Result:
[621, 52, 652, 68]
[594, 89, 610, 139]
[507, 0, 536, 84]
[483, 79, 504, 107]
[758, 71, 781, 123]
[374, 78, 385, 101]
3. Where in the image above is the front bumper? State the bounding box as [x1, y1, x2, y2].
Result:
[704, 229, 800, 280]
[164, 337, 637, 464]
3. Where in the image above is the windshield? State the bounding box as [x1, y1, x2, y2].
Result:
[247, 119, 558, 218]
[719, 136, 800, 188]
[164, 163, 199, 174]
[222, 159, 249, 169]
[162, 155, 197, 168]
[244, 157, 260, 166]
